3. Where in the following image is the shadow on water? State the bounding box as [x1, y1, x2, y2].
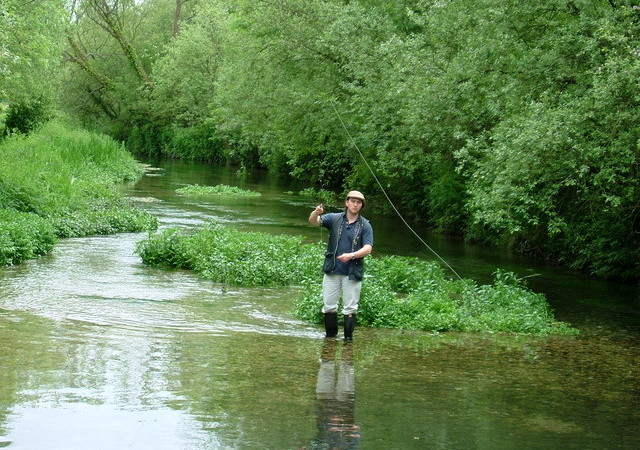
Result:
[0, 158, 638, 449]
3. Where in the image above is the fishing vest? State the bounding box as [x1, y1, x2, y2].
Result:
[322, 213, 369, 281]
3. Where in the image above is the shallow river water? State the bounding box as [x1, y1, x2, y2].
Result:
[1, 160, 638, 449]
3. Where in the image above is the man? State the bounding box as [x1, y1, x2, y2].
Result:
[308, 191, 373, 341]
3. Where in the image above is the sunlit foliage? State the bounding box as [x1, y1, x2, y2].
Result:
[0, 0, 66, 133]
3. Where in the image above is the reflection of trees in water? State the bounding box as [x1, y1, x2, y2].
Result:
[311, 340, 360, 449]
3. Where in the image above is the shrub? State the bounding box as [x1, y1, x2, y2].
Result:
[294, 257, 577, 335]
[0, 210, 56, 265]
[3, 99, 50, 135]
[137, 222, 322, 287]
[297, 188, 337, 206]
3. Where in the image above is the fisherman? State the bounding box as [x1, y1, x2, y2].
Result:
[308, 191, 373, 341]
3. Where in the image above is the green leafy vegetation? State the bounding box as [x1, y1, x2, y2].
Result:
[297, 188, 337, 206]
[176, 184, 261, 197]
[136, 223, 320, 287]
[0, 121, 157, 267]
[0, 0, 65, 134]
[296, 258, 577, 336]
[136, 223, 577, 335]
[0, 210, 56, 266]
[4, 0, 637, 281]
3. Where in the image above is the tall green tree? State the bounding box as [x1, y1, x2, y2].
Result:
[212, 0, 399, 183]
[208, 0, 639, 279]
[456, 1, 640, 279]
[134, 0, 225, 159]
[61, 0, 179, 134]
[0, 0, 66, 133]
[57, 0, 639, 280]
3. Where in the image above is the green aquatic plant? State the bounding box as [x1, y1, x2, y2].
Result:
[176, 184, 261, 197]
[296, 258, 577, 336]
[137, 222, 322, 287]
[136, 223, 577, 335]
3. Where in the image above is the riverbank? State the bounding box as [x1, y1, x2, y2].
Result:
[0, 121, 157, 267]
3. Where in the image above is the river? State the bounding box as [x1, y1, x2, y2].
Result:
[0, 159, 638, 449]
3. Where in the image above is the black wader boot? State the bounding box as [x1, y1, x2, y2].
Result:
[344, 313, 356, 341]
[324, 312, 338, 338]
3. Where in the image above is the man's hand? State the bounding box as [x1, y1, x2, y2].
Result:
[337, 252, 355, 263]
[309, 203, 324, 225]
[338, 245, 372, 262]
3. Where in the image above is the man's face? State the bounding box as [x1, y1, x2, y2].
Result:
[346, 197, 363, 213]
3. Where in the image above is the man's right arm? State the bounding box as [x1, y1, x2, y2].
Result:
[308, 204, 324, 226]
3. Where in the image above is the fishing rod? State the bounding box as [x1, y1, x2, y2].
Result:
[329, 100, 464, 281]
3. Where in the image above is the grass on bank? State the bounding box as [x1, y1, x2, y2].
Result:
[136, 222, 578, 335]
[0, 121, 157, 267]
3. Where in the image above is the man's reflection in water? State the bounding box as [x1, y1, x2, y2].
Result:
[312, 340, 361, 449]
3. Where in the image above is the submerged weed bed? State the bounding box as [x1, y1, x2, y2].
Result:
[136, 223, 320, 287]
[176, 184, 261, 197]
[0, 121, 157, 267]
[297, 260, 577, 335]
[136, 222, 578, 335]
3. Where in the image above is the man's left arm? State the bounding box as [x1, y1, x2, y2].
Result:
[337, 222, 373, 262]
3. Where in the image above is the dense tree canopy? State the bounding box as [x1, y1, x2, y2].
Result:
[2, 0, 638, 281]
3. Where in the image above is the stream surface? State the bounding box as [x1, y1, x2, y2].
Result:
[1, 159, 638, 449]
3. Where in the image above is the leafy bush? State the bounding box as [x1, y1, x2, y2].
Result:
[0, 210, 56, 266]
[297, 188, 337, 206]
[3, 99, 50, 135]
[166, 125, 225, 161]
[295, 257, 577, 335]
[137, 222, 322, 287]
[50, 201, 158, 238]
[134, 228, 194, 269]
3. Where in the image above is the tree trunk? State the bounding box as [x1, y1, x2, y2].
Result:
[86, 0, 153, 87]
[65, 35, 115, 92]
[173, 0, 183, 37]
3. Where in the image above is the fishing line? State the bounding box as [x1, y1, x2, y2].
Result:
[330, 100, 463, 281]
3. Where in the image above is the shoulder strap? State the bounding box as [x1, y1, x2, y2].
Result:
[351, 216, 364, 249]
